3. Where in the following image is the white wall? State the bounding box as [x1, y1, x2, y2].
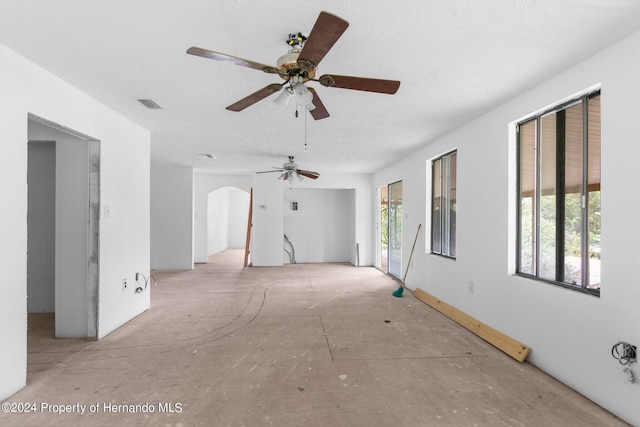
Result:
[151, 166, 194, 270]
[251, 173, 284, 266]
[193, 173, 252, 264]
[283, 189, 354, 263]
[27, 142, 56, 312]
[293, 174, 373, 266]
[57, 128, 89, 338]
[193, 173, 369, 268]
[0, 42, 150, 400]
[181, 172, 369, 268]
[373, 30, 640, 425]
[250, 173, 371, 267]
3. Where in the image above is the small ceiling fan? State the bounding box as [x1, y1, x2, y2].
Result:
[257, 156, 319, 181]
[187, 11, 400, 120]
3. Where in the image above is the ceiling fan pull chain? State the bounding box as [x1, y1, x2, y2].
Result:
[304, 106, 308, 150]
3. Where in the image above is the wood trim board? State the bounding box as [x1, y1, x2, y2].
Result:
[413, 288, 530, 362]
[243, 188, 253, 267]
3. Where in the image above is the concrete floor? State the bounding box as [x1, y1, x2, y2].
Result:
[1, 249, 627, 426]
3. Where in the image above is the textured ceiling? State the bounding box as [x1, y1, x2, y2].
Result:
[2, 1, 640, 175]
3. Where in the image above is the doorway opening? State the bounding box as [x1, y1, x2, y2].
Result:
[206, 187, 250, 260]
[27, 114, 100, 339]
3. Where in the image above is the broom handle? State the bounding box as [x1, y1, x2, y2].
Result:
[402, 224, 422, 284]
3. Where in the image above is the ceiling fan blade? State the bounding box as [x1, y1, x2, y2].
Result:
[318, 74, 400, 94]
[256, 169, 284, 174]
[298, 11, 349, 68]
[307, 88, 329, 120]
[226, 83, 284, 112]
[187, 47, 281, 74]
[279, 172, 290, 181]
[297, 169, 320, 180]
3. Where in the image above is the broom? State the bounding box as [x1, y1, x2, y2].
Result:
[392, 223, 422, 297]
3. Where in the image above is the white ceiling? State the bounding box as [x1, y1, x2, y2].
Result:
[2, 1, 640, 175]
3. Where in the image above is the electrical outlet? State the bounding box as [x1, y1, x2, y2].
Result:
[122, 278, 128, 291]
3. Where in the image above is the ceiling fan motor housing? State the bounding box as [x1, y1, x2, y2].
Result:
[284, 156, 298, 170]
[276, 47, 316, 81]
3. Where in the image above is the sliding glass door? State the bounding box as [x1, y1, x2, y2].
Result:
[388, 181, 403, 279]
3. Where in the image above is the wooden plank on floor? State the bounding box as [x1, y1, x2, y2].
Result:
[413, 288, 530, 363]
[244, 188, 253, 267]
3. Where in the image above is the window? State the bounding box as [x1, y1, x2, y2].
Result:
[516, 90, 601, 294]
[431, 151, 457, 258]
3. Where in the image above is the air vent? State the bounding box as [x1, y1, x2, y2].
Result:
[137, 99, 162, 109]
[200, 154, 217, 159]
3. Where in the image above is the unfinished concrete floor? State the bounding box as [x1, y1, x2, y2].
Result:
[1, 249, 627, 426]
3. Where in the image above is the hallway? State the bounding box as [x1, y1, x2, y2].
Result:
[1, 250, 626, 426]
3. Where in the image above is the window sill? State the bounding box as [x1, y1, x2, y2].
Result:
[515, 273, 600, 297]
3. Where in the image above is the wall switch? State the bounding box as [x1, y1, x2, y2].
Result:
[122, 278, 128, 291]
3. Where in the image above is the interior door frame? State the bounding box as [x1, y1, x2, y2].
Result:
[28, 113, 100, 339]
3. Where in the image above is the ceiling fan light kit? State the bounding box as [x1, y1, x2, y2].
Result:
[273, 87, 293, 108]
[292, 82, 314, 107]
[273, 76, 316, 111]
[186, 11, 400, 121]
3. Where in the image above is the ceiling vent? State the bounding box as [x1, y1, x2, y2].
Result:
[200, 154, 216, 159]
[137, 98, 162, 109]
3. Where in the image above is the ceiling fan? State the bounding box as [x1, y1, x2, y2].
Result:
[187, 11, 400, 120]
[257, 156, 319, 181]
